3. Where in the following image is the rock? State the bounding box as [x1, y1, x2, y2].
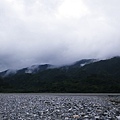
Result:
[65, 117, 69, 120]
[73, 115, 80, 118]
[84, 115, 89, 118]
[95, 116, 100, 119]
[0, 94, 119, 120]
[116, 116, 120, 120]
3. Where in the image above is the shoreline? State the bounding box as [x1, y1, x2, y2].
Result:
[0, 93, 120, 96]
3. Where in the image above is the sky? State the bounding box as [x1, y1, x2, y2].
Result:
[0, 0, 120, 71]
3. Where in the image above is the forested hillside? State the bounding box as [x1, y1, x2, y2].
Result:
[0, 57, 120, 93]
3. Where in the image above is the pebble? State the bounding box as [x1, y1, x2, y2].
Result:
[95, 116, 100, 119]
[65, 117, 69, 119]
[73, 114, 80, 118]
[116, 116, 120, 120]
[0, 94, 119, 120]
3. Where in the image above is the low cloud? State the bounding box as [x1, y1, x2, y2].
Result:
[0, 0, 120, 71]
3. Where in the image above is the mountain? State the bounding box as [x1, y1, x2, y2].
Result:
[82, 57, 120, 75]
[0, 64, 54, 77]
[0, 57, 120, 93]
[17, 64, 54, 74]
[55, 59, 95, 71]
[0, 69, 17, 77]
[0, 59, 94, 77]
[71, 59, 96, 67]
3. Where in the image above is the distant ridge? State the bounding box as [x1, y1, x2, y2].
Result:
[0, 56, 120, 93]
[0, 59, 95, 77]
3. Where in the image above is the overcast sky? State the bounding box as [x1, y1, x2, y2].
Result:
[0, 0, 120, 71]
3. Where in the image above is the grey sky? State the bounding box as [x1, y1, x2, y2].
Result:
[0, 0, 120, 71]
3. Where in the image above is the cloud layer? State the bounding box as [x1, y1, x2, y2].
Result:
[0, 0, 120, 71]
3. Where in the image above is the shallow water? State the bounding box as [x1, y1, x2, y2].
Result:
[0, 94, 120, 120]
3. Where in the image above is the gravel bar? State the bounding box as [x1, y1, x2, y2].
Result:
[0, 94, 120, 120]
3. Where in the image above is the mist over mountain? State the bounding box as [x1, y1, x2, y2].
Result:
[0, 58, 95, 77]
[0, 57, 120, 93]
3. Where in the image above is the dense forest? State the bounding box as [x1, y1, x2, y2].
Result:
[0, 57, 120, 93]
